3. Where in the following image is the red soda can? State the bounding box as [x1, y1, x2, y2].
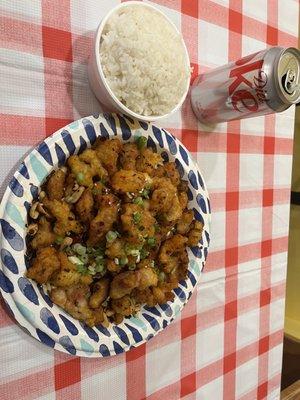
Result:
[191, 47, 300, 124]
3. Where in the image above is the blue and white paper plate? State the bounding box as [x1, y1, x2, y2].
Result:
[0, 113, 211, 357]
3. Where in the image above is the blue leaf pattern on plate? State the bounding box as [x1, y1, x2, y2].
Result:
[59, 336, 76, 355]
[83, 118, 96, 143]
[18, 277, 39, 305]
[16, 301, 35, 324]
[196, 194, 207, 214]
[142, 313, 160, 331]
[40, 307, 60, 334]
[61, 130, 76, 155]
[100, 122, 109, 138]
[113, 326, 130, 346]
[147, 136, 157, 151]
[18, 163, 29, 179]
[60, 314, 79, 336]
[96, 324, 111, 337]
[81, 323, 99, 342]
[0, 271, 14, 293]
[55, 143, 66, 167]
[152, 126, 163, 147]
[36, 329, 55, 348]
[37, 142, 53, 166]
[99, 344, 110, 357]
[30, 185, 39, 200]
[188, 170, 198, 190]
[1, 249, 18, 274]
[29, 153, 48, 182]
[0, 219, 24, 251]
[9, 177, 24, 197]
[5, 202, 24, 229]
[38, 285, 53, 307]
[79, 136, 87, 153]
[165, 131, 177, 154]
[139, 120, 148, 130]
[179, 145, 189, 165]
[117, 115, 131, 140]
[113, 340, 124, 355]
[124, 323, 143, 343]
[103, 113, 117, 134]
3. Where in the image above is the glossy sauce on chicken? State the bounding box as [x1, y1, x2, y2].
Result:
[26, 137, 203, 327]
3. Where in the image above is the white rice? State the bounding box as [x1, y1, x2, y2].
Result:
[100, 5, 190, 116]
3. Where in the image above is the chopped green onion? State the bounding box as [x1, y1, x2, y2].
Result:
[141, 188, 150, 199]
[95, 263, 104, 273]
[76, 172, 85, 184]
[140, 248, 149, 260]
[147, 237, 156, 247]
[88, 265, 96, 275]
[106, 230, 118, 243]
[68, 255, 84, 265]
[128, 264, 136, 270]
[126, 248, 140, 257]
[79, 254, 89, 264]
[114, 258, 120, 265]
[134, 197, 144, 206]
[136, 136, 147, 150]
[55, 236, 64, 244]
[119, 257, 128, 266]
[73, 243, 87, 255]
[95, 255, 104, 263]
[77, 264, 88, 274]
[133, 212, 142, 224]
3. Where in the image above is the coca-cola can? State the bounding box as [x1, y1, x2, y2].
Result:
[191, 47, 300, 124]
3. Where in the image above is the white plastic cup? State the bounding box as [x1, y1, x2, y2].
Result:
[87, 1, 191, 122]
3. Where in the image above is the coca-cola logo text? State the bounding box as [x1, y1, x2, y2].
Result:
[229, 53, 267, 113]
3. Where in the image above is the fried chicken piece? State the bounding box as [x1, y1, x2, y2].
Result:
[136, 147, 163, 176]
[138, 267, 158, 290]
[111, 295, 134, 316]
[30, 217, 55, 249]
[88, 194, 119, 246]
[110, 271, 139, 299]
[159, 234, 188, 273]
[178, 191, 188, 209]
[105, 238, 126, 259]
[46, 168, 66, 200]
[176, 210, 194, 234]
[94, 138, 122, 176]
[150, 177, 177, 214]
[27, 247, 60, 284]
[121, 203, 155, 244]
[89, 278, 110, 309]
[188, 221, 204, 247]
[79, 149, 108, 180]
[51, 284, 103, 327]
[51, 252, 82, 288]
[68, 149, 107, 187]
[163, 162, 181, 186]
[75, 188, 94, 223]
[120, 142, 139, 170]
[43, 198, 82, 236]
[111, 169, 151, 194]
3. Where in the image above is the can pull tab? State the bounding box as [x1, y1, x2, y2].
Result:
[283, 69, 299, 94]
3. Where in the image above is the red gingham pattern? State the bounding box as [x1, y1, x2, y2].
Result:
[0, 0, 298, 399]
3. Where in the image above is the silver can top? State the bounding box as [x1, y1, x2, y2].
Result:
[277, 47, 300, 104]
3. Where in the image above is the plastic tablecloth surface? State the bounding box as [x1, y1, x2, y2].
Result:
[0, 1, 299, 399]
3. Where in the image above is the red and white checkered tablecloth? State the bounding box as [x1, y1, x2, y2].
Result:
[0, 0, 298, 399]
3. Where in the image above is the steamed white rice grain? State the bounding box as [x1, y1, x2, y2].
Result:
[100, 5, 190, 116]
